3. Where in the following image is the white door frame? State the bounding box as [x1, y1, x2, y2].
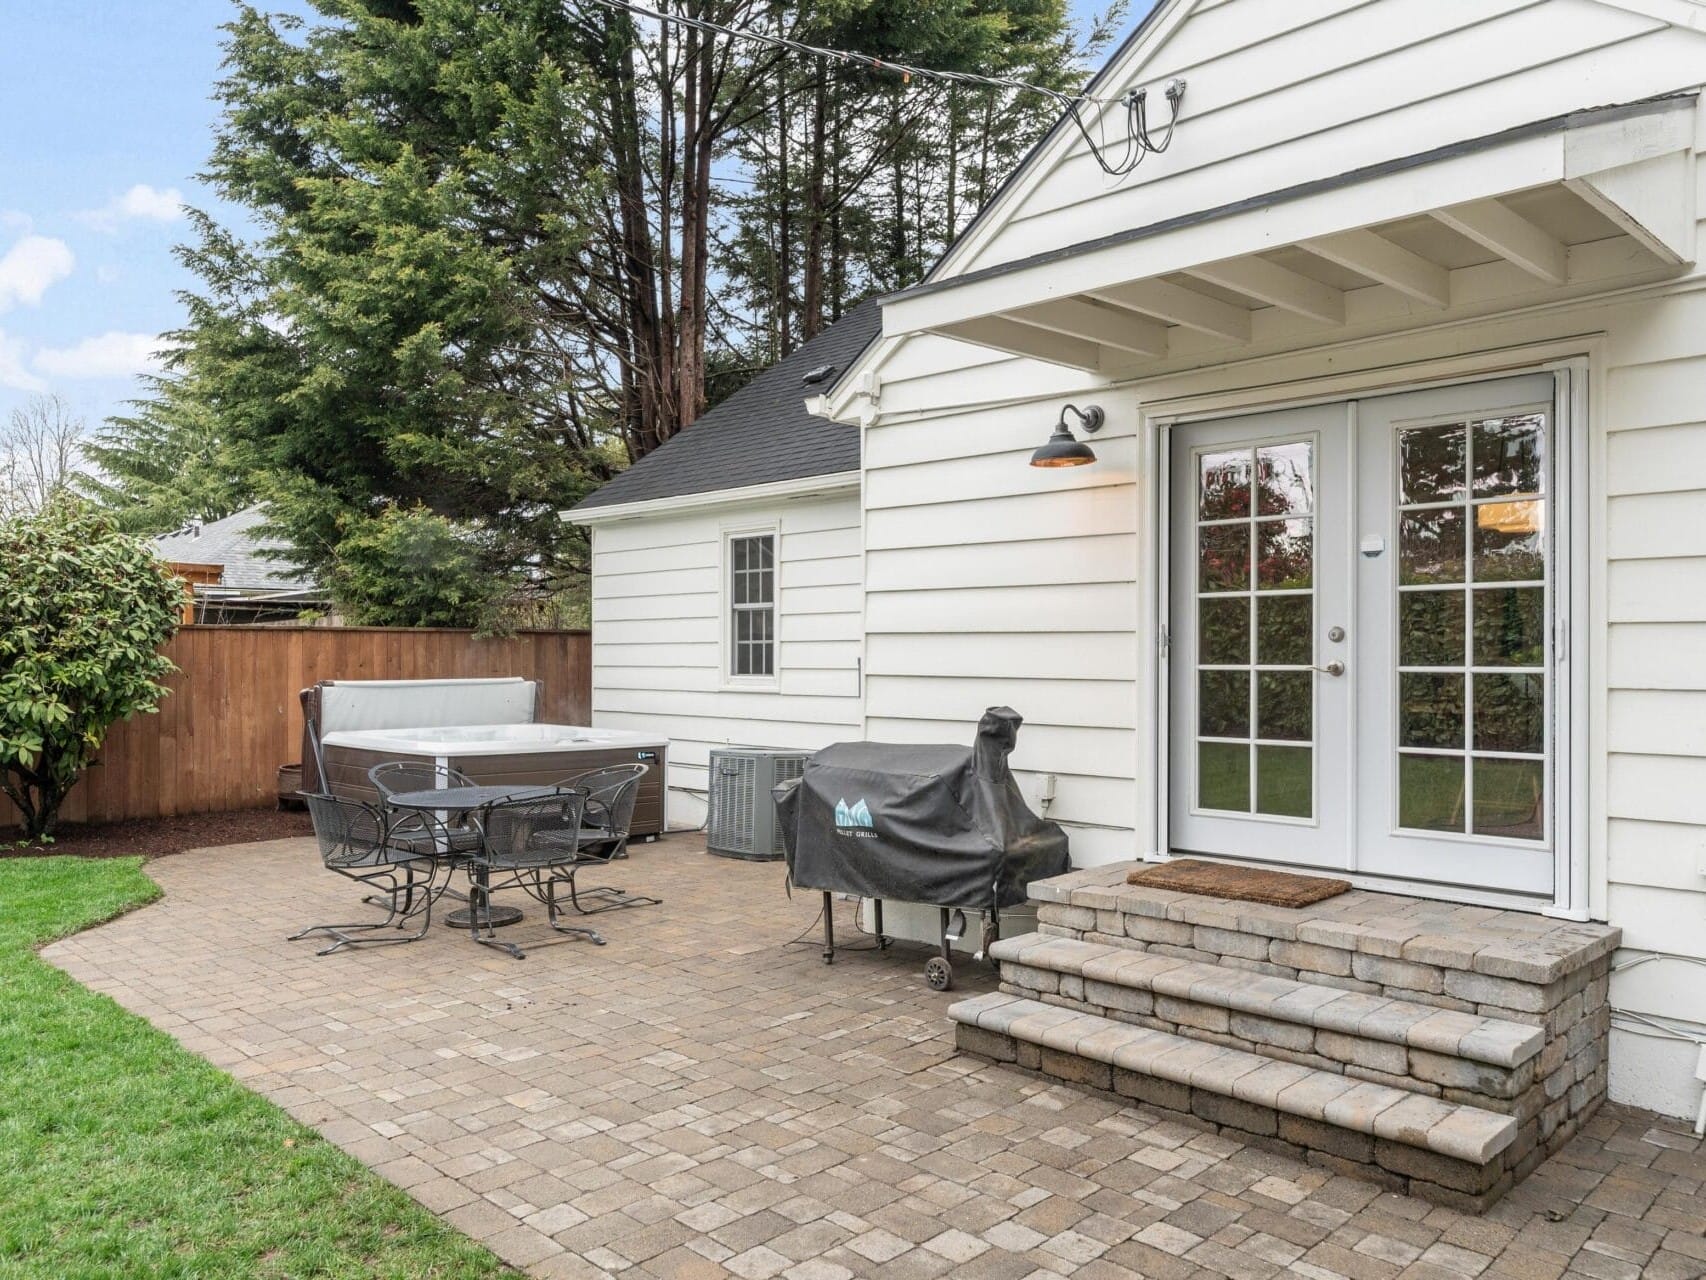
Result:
[1137, 341, 1597, 918]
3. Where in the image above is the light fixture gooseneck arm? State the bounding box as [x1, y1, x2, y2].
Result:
[1058, 404, 1105, 434]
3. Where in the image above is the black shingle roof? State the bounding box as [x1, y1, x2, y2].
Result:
[571, 300, 880, 513]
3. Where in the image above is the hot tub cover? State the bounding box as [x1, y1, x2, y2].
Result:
[775, 707, 1070, 910]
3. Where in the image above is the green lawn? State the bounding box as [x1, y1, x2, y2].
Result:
[0, 856, 523, 1280]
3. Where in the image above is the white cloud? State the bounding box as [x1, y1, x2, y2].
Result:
[0, 235, 76, 313]
[0, 330, 48, 393]
[32, 331, 166, 381]
[0, 210, 32, 235]
[76, 184, 186, 233]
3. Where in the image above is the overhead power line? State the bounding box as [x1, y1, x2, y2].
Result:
[581, 0, 1186, 177]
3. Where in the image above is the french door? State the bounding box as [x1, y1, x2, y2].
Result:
[1167, 374, 1562, 898]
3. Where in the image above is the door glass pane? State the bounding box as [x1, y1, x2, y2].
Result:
[1199, 742, 1250, 812]
[1399, 508, 1465, 584]
[1472, 758, 1543, 840]
[1398, 591, 1465, 667]
[1472, 587, 1543, 666]
[1199, 670, 1249, 739]
[1473, 673, 1544, 753]
[1473, 500, 1544, 582]
[1257, 519, 1313, 589]
[1398, 754, 1464, 833]
[1257, 671, 1311, 741]
[1256, 745, 1311, 818]
[1257, 441, 1314, 516]
[1256, 595, 1311, 665]
[1472, 414, 1544, 498]
[1399, 423, 1466, 504]
[1200, 450, 1252, 520]
[1199, 523, 1250, 592]
[1199, 597, 1249, 665]
[1399, 673, 1464, 749]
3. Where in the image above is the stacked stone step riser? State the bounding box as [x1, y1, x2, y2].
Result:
[1038, 900, 1612, 1019]
[996, 966, 1537, 1106]
[951, 999, 1522, 1213]
[960, 1025, 1513, 1212]
[996, 930, 1613, 1180]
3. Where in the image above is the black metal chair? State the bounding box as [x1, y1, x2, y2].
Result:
[291, 793, 440, 956]
[554, 763, 660, 915]
[368, 762, 484, 857]
[467, 790, 607, 959]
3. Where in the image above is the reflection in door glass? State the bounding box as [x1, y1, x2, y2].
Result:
[1194, 439, 1314, 822]
[1398, 422, 1466, 504]
[1256, 745, 1312, 819]
[1394, 413, 1548, 844]
[1199, 450, 1253, 520]
[1257, 441, 1314, 515]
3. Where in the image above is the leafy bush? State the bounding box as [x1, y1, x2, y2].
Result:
[0, 501, 181, 839]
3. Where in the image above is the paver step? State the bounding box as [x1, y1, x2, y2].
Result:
[1029, 861, 1619, 985]
[950, 991, 1518, 1166]
[989, 932, 1543, 1068]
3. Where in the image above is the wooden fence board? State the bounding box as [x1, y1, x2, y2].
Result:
[3, 626, 591, 828]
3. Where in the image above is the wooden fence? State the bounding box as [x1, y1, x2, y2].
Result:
[5, 626, 591, 828]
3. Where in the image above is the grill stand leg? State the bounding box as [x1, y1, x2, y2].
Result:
[873, 898, 889, 949]
[822, 891, 834, 964]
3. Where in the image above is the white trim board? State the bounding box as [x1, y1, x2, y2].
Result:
[566, 472, 860, 526]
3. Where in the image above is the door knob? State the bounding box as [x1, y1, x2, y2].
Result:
[1314, 661, 1346, 677]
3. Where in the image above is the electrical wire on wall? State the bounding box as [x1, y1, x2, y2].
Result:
[580, 0, 1185, 178]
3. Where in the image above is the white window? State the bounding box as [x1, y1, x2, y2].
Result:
[727, 532, 776, 679]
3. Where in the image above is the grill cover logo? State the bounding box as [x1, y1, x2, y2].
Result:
[834, 797, 875, 835]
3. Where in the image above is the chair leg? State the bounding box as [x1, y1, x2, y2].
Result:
[292, 863, 436, 955]
[546, 877, 605, 945]
[466, 875, 526, 960]
[566, 861, 661, 916]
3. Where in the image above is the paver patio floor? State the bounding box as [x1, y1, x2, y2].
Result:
[44, 834, 1706, 1280]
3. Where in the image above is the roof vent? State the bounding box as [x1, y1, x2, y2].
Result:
[801, 363, 838, 386]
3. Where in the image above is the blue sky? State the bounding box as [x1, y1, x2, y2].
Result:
[0, 0, 1131, 434]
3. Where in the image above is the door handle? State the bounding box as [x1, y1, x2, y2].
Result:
[1314, 661, 1346, 677]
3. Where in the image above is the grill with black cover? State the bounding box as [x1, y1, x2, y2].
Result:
[774, 707, 1070, 989]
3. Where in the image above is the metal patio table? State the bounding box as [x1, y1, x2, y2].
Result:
[385, 784, 560, 929]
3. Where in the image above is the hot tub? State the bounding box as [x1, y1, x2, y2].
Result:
[320, 723, 669, 837]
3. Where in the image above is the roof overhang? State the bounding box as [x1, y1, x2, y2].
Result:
[565, 470, 861, 526]
[878, 96, 1697, 378]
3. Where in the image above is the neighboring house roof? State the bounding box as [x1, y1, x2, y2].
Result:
[571, 300, 882, 513]
[154, 506, 318, 594]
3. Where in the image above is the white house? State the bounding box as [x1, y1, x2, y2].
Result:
[569, 301, 880, 825]
[573, 0, 1706, 1126]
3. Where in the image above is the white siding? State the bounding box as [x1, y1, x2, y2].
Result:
[588, 491, 862, 825]
[862, 391, 1142, 866]
[1599, 288, 1706, 979]
[955, 0, 1701, 274]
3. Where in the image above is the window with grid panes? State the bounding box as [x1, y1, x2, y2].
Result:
[729, 533, 775, 678]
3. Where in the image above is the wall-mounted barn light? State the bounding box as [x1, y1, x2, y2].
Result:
[1030, 403, 1104, 468]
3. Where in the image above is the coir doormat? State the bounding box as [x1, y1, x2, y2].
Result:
[1126, 858, 1351, 908]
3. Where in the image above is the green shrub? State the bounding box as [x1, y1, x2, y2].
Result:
[0, 500, 181, 839]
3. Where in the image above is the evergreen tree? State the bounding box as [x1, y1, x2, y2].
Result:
[177, 0, 614, 605]
[147, 0, 1113, 624]
[77, 372, 250, 535]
